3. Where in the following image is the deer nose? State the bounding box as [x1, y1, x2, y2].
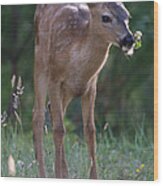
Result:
[121, 34, 134, 48]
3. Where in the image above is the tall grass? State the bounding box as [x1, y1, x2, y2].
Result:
[1, 116, 154, 180]
[1, 75, 153, 180]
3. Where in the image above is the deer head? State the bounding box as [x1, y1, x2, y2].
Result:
[88, 2, 134, 54]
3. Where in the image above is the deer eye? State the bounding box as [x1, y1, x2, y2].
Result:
[102, 15, 112, 23]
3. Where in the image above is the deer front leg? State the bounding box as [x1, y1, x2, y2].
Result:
[48, 83, 68, 178]
[81, 79, 97, 179]
[32, 75, 47, 177]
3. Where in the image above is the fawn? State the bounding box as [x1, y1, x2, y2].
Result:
[33, 2, 134, 179]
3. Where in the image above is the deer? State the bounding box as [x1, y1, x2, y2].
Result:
[32, 2, 135, 179]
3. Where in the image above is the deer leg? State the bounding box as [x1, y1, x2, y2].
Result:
[32, 75, 47, 177]
[61, 93, 72, 178]
[48, 83, 68, 178]
[81, 80, 97, 179]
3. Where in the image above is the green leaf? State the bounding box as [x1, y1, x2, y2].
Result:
[134, 31, 143, 50]
[134, 40, 142, 50]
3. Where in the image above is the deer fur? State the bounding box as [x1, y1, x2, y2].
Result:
[32, 3, 134, 179]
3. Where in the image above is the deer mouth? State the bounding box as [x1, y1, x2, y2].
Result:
[120, 34, 135, 56]
[121, 45, 135, 56]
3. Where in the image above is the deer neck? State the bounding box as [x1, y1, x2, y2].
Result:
[86, 20, 112, 63]
[76, 24, 112, 82]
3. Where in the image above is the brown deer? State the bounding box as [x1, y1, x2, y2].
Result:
[33, 2, 134, 179]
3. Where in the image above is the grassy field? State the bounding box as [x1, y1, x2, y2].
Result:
[1, 64, 154, 180]
[1, 121, 154, 180]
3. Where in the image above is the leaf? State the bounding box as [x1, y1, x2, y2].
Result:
[134, 40, 142, 50]
[134, 30, 143, 50]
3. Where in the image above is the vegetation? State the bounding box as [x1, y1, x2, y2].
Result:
[1, 120, 153, 180]
[1, 2, 154, 180]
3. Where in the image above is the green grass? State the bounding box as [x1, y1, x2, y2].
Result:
[1, 122, 154, 180]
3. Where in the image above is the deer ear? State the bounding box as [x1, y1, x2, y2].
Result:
[87, 3, 97, 9]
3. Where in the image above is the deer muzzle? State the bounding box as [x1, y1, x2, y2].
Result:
[120, 34, 135, 53]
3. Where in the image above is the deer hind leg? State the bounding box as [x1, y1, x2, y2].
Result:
[61, 92, 73, 178]
[48, 83, 70, 178]
[32, 75, 47, 177]
[81, 80, 97, 179]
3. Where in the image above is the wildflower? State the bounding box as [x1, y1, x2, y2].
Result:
[136, 163, 145, 174]
[140, 164, 145, 169]
[136, 168, 140, 173]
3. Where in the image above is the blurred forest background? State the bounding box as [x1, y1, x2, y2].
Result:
[1, 2, 154, 180]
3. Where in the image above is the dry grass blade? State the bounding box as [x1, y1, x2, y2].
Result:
[8, 154, 16, 176]
[104, 122, 109, 131]
[17, 76, 22, 89]
[11, 75, 16, 88]
[1, 111, 8, 124]
[14, 110, 22, 126]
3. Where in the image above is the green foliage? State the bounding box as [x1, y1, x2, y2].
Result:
[134, 31, 143, 50]
[1, 120, 153, 180]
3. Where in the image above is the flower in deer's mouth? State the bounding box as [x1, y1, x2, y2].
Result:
[134, 31, 143, 49]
